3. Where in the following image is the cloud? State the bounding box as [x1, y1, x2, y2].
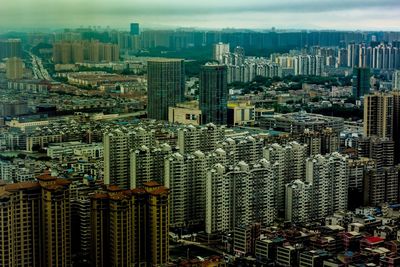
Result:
[0, 0, 399, 30]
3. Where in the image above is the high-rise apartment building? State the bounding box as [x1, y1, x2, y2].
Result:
[393, 70, 400, 90]
[285, 179, 313, 223]
[205, 161, 276, 234]
[131, 143, 173, 188]
[147, 58, 185, 120]
[352, 67, 371, 99]
[103, 128, 156, 189]
[213, 42, 230, 63]
[177, 123, 225, 154]
[6, 57, 24, 80]
[364, 166, 400, 206]
[199, 64, 228, 125]
[364, 92, 394, 139]
[91, 181, 169, 266]
[53, 41, 120, 64]
[264, 142, 307, 214]
[0, 173, 72, 267]
[165, 151, 207, 228]
[0, 39, 22, 59]
[358, 137, 395, 170]
[306, 153, 349, 219]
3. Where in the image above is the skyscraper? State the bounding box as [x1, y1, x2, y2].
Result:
[199, 64, 228, 125]
[130, 23, 140, 35]
[352, 67, 371, 99]
[147, 59, 185, 120]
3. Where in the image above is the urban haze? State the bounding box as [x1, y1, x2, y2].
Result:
[1, 0, 400, 266]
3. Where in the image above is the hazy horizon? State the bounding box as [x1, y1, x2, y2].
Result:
[1, 0, 400, 31]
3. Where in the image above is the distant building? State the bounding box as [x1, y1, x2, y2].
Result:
[199, 64, 228, 125]
[53, 41, 119, 64]
[352, 67, 371, 99]
[147, 58, 185, 120]
[130, 22, 140, 35]
[0, 39, 22, 59]
[6, 57, 23, 80]
[213, 42, 230, 63]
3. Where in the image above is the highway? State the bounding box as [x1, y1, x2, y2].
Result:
[29, 52, 51, 80]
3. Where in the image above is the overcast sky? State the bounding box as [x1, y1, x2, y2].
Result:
[1, 0, 400, 31]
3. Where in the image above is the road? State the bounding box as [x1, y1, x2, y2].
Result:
[29, 52, 51, 80]
[176, 239, 225, 256]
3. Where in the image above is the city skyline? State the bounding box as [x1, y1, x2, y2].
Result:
[1, 0, 400, 31]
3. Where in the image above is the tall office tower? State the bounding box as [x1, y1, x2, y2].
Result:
[131, 143, 172, 188]
[130, 23, 140, 35]
[6, 57, 23, 80]
[177, 123, 225, 154]
[285, 179, 313, 223]
[165, 151, 207, 228]
[393, 70, 400, 90]
[104, 128, 156, 189]
[347, 157, 376, 210]
[364, 166, 400, 206]
[91, 181, 169, 266]
[147, 58, 185, 120]
[364, 92, 394, 139]
[199, 64, 228, 125]
[352, 67, 371, 99]
[0, 39, 22, 59]
[358, 137, 395, 170]
[264, 142, 307, 214]
[306, 153, 349, 219]
[213, 42, 230, 63]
